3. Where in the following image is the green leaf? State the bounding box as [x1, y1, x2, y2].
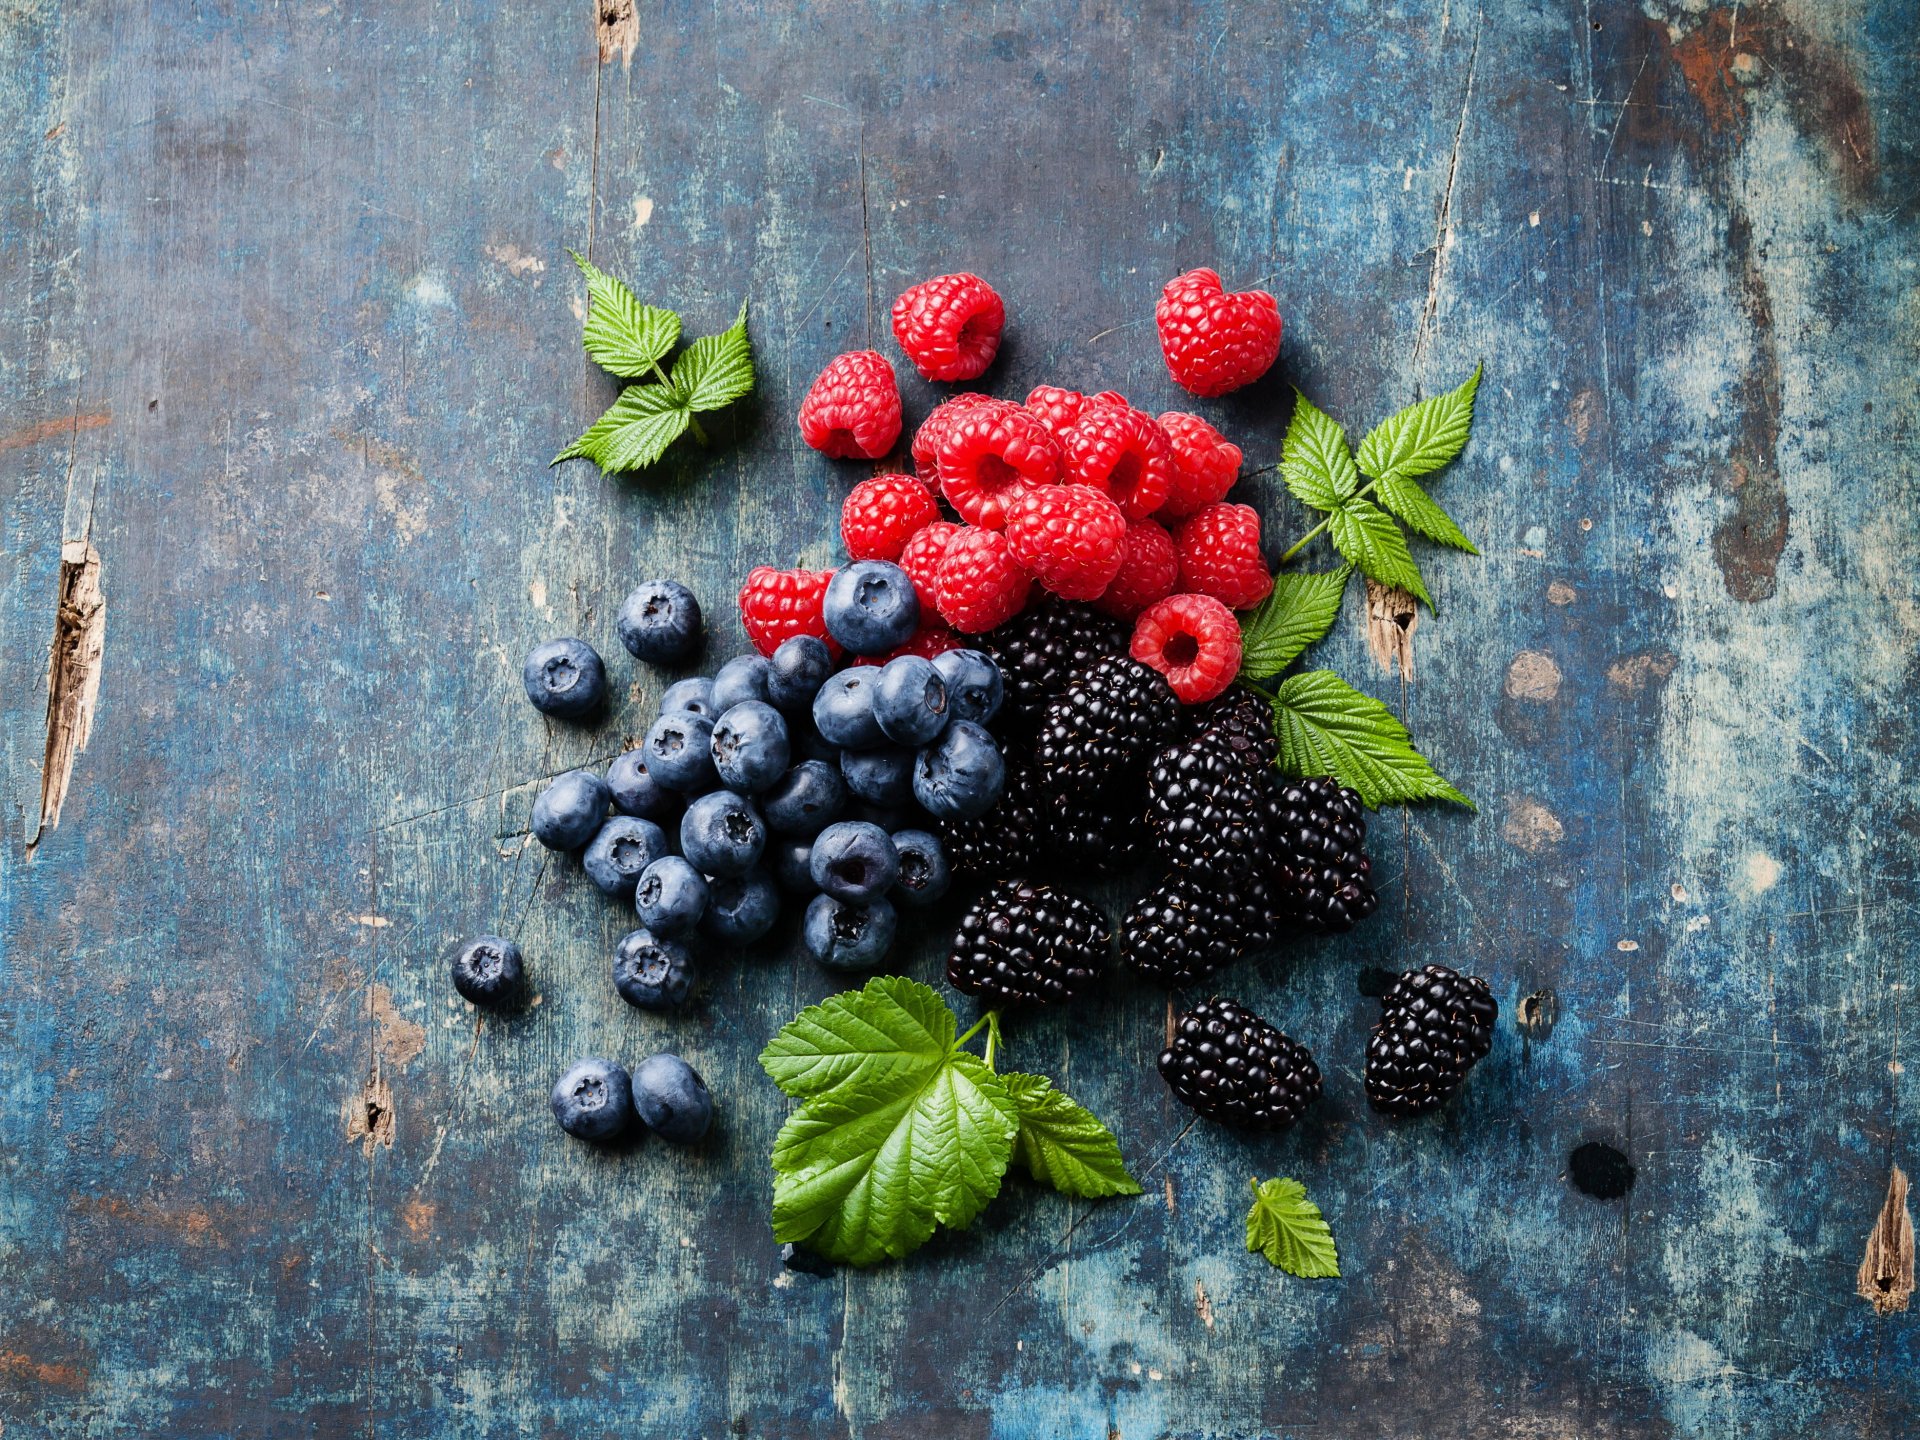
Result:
[1280, 392, 1359, 512]
[1355, 364, 1480, 483]
[1326, 496, 1432, 608]
[570, 250, 680, 378]
[1001, 1074, 1144, 1200]
[671, 300, 755, 413]
[1375, 472, 1478, 554]
[1238, 566, 1352, 680]
[1245, 1177, 1340, 1278]
[1269, 669, 1473, 808]
[551, 384, 692, 473]
[758, 975, 955, 1102]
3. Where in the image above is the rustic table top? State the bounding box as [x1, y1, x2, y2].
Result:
[3, 2, 1915, 1436]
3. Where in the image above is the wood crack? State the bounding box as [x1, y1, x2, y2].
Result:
[1857, 1166, 1913, 1315]
[1412, 13, 1481, 373]
[27, 541, 104, 857]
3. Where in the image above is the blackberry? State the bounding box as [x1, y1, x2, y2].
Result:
[1263, 776, 1378, 933]
[1033, 786, 1150, 876]
[1120, 873, 1243, 987]
[946, 879, 1111, 1009]
[1158, 997, 1321, 1131]
[1032, 656, 1182, 799]
[937, 754, 1041, 879]
[1185, 687, 1280, 771]
[1364, 964, 1497, 1116]
[1146, 737, 1269, 875]
[981, 597, 1131, 727]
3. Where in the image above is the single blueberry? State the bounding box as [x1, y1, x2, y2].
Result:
[612, 928, 697, 1011]
[841, 746, 917, 807]
[823, 561, 919, 655]
[616, 579, 704, 664]
[582, 815, 669, 898]
[813, 665, 886, 750]
[680, 790, 767, 878]
[889, 830, 951, 908]
[872, 656, 950, 746]
[808, 821, 900, 903]
[635, 856, 709, 935]
[551, 1057, 636, 1142]
[803, 893, 898, 972]
[699, 869, 780, 946]
[606, 749, 682, 823]
[767, 634, 835, 712]
[448, 935, 524, 1006]
[660, 676, 716, 719]
[912, 720, 1006, 821]
[762, 760, 847, 838]
[770, 838, 816, 893]
[523, 637, 608, 720]
[532, 769, 611, 850]
[710, 654, 774, 713]
[788, 713, 843, 765]
[630, 1053, 714, 1144]
[711, 701, 791, 794]
[644, 711, 719, 792]
[932, 649, 1004, 725]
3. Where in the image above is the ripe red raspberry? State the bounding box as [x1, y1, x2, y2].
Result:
[1025, 384, 1090, 434]
[798, 350, 902, 459]
[739, 566, 839, 657]
[1089, 390, 1130, 409]
[864, 622, 962, 663]
[1005, 484, 1128, 602]
[1131, 593, 1242, 703]
[897, 519, 963, 611]
[1059, 404, 1175, 520]
[935, 399, 1064, 530]
[1174, 503, 1273, 610]
[841, 474, 941, 562]
[1156, 269, 1282, 397]
[892, 273, 1005, 382]
[934, 527, 1032, 633]
[910, 391, 996, 481]
[1156, 411, 1243, 518]
[1094, 519, 1178, 619]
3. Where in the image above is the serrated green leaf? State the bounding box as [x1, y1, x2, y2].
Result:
[1355, 365, 1480, 483]
[1246, 1177, 1340, 1278]
[1280, 392, 1359, 512]
[671, 300, 754, 413]
[551, 383, 692, 473]
[1326, 496, 1432, 608]
[1375, 472, 1478, 553]
[570, 250, 681, 378]
[1238, 566, 1352, 680]
[758, 975, 956, 1102]
[1269, 669, 1473, 808]
[1001, 1074, 1143, 1200]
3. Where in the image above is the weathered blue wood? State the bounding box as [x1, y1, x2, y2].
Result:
[1, 1, 1915, 1435]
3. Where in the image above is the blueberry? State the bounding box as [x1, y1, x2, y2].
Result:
[448, 935, 524, 1006]
[932, 649, 1004, 725]
[660, 676, 715, 719]
[635, 856, 709, 935]
[551, 1057, 636, 1142]
[616, 579, 703, 663]
[582, 815, 669, 898]
[823, 561, 920, 655]
[710, 654, 773, 713]
[912, 720, 1005, 821]
[844, 799, 914, 832]
[808, 821, 900, 903]
[700, 869, 780, 945]
[680, 791, 767, 878]
[889, 830, 951, 908]
[612, 928, 696, 1011]
[841, 747, 917, 807]
[770, 838, 816, 893]
[789, 714, 843, 765]
[630, 1054, 714, 1144]
[813, 666, 886, 750]
[523, 638, 608, 720]
[767, 635, 834, 712]
[803, 893, 897, 971]
[762, 760, 847, 838]
[644, 711, 719, 792]
[872, 656, 950, 746]
[531, 769, 610, 850]
[711, 701, 791, 794]
[606, 750, 682, 823]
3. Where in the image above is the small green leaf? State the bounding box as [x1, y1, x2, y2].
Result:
[1280, 392, 1359, 512]
[1355, 364, 1480, 483]
[1326, 496, 1433, 608]
[570, 250, 681, 378]
[1238, 566, 1352, 680]
[1001, 1074, 1144, 1200]
[1375, 472, 1478, 554]
[551, 384, 692, 473]
[758, 975, 956, 1102]
[1245, 1177, 1340, 1278]
[1269, 669, 1473, 808]
[672, 300, 754, 413]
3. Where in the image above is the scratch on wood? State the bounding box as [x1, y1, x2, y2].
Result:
[346, 1065, 397, 1151]
[1364, 579, 1419, 677]
[1412, 12, 1480, 372]
[596, 0, 638, 68]
[370, 984, 426, 1069]
[1856, 1166, 1913, 1315]
[0, 1350, 87, 1392]
[1501, 796, 1565, 853]
[1194, 1280, 1215, 1329]
[28, 541, 105, 856]
[0, 410, 109, 452]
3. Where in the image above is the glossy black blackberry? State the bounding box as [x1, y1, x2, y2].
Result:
[1158, 997, 1321, 1131]
[981, 598, 1131, 727]
[1033, 786, 1150, 877]
[1364, 964, 1497, 1116]
[945, 880, 1111, 1009]
[1120, 873, 1244, 987]
[1263, 776, 1378, 934]
[1185, 687, 1280, 772]
[937, 755, 1041, 879]
[1032, 656, 1182, 799]
[1146, 737, 1269, 875]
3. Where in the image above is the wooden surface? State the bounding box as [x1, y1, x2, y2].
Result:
[3, 2, 1916, 1435]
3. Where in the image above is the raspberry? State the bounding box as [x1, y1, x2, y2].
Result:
[1004, 484, 1127, 601]
[1094, 519, 1178, 619]
[934, 526, 1032, 633]
[1059, 404, 1175, 520]
[897, 519, 963, 611]
[1155, 269, 1282, 398]
[1156, 412, 1242, 518]
[1173, 503, 1273, 610]
[739, 566, 838, 657]
[935, 399, 1064, 530]
[798, 350, 902, 460]
[1131, 593, 1241, 703]
[1025, 384, 1090, 434]
[910, 391, 996, 480]
[840, 474, 941, 562]
[891, 273, 1005, 382]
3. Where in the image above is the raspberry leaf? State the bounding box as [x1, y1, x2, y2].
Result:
[1001, 1073, 1144, 1199]
[569, 250, 681, 378]
[758, 975, 956, 1101]
[1238, 566, 1352, 680]
[672, 300, 755, 413]
[1280, 392, 1359, 511]
[1268, 669, 1472, 808]
[1326, 496, 1433, 609]
[551, 384, 692, 473]
[1375, 472, 1478, 554]
[1245, 1177, 1340, 1278]
[1354, 365, 1480, 484]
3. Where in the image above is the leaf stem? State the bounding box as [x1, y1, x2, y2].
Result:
[647, 360, 709, 445]
[983, 1010, 1003, 1073]
[955, 1014, 991, 1049]
[1276, 476, 1381, 565]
